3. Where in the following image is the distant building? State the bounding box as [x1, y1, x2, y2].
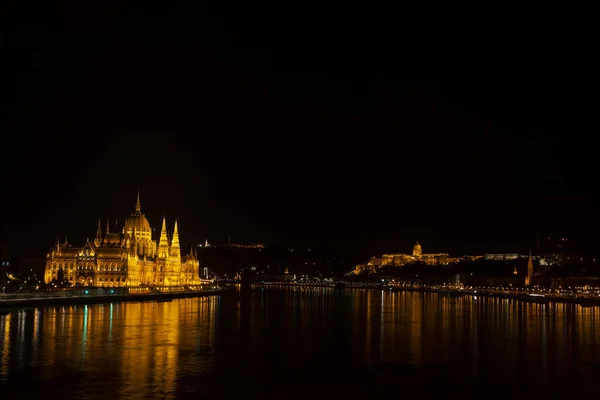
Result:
[485, 254, 526, 261]
[349, 241, 483, 274]
[377, 241, 450, 266]
[1, 246, 13, 284]
[229, 244, 265, 249]
[44, 192, 203, 287]
[0, 245, 12, 270]
[276, 266, 295, 282]
[539, 252, 584, 266]
[525, 252, 534, 286]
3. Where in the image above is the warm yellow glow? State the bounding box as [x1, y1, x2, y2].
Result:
[1, 313, 11, 378]
[0, 298, 214, 394]
[525, 251, 534, 286]
[43, 192, 202, 287]
[31, 309, 40, 366]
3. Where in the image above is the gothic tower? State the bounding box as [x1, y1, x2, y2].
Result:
[170, 219, 180, 259]
[158, 216, 169, 258]
[525, 250, 534, 286]
[94, 219, 102, 247]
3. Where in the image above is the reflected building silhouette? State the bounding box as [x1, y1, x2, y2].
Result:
[14, 311, 25, 373]
[1, 298, 218, 397]
[406, 292, 423, 365]
[1, 313, 11, 380]
[31, 309, 40, 368]
[3, 290, 600, 397]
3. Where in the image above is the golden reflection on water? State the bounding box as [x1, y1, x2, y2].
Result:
[338, 289, 600, 379]
[2, 289, 600, 396]
[1, 313, 10, 380]
[0, 297, 218, 397]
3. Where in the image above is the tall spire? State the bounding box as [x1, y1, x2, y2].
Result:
[170, 219, 181, 259]
[158, 215, 169, 258]
[171, 219, 180, 248]
[106, 219, 110, 235]
[135, 189, 141, 213]
[525, 250, 534, 286]
[94, 219, 102, 246]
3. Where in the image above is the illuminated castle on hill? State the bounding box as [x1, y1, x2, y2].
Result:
[350, 241, 485, 275]
[44, 191, 202, 287]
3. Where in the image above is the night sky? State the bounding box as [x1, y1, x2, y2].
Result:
[2, 3, 598, 258]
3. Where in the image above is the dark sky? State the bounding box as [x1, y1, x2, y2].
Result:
[1, 3, 598, 258]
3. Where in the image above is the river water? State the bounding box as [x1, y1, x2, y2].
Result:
[1, 287, 600, 398]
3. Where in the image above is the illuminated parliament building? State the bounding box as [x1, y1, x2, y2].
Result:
[44, 192, 201, 287]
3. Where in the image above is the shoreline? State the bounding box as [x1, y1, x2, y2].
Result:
[250, 281, 600, 306]
[0, 287, 229, 311]
[430, 288, 600, 306]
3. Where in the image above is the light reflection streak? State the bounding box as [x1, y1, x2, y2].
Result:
[109, 304, 113, 342]
[1, 313, 11, 379]
[15, 310, 25, 372]
[82, 305, 89, 361]
[365, 290, 373, 363]
[2, 289, 600, 396]
[31, 309, 40, 367]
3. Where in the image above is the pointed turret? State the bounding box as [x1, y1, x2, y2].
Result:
[161, 216, 167, 233]
[170, 219, 180, 258]
[525, 250, 534, 286]
[106, 220, 110, 235]
[95, 219, 102, 243]
[135, 189, 141, 213]
[158, 215, 169, 258]
[171, 220, 179, 245]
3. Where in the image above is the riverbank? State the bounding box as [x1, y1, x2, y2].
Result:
[249, 281, 600, 306]
[0, 287, 230, 311]
[430, 287, 600, 306]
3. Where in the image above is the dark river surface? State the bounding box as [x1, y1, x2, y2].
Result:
[2, 287, 600, 399]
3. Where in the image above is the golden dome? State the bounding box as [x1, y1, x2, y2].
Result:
[125, 214, 151, 232]
[124, 191, 152, 232]
[413, 241, 422, 257]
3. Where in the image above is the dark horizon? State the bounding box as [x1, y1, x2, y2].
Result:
[2, 3, 598, 260]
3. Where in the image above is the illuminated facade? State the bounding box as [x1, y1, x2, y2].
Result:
[348, 241, 489, 275]
[376, 241, 451, 267]
[229, 244, 265, 249]
[525, 251, 534, 286]
[44, 192, 201, 287]
[349, 241, 482, 275]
